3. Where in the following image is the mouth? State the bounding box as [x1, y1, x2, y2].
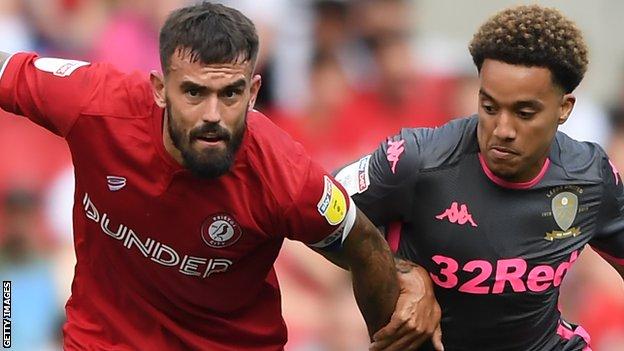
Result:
[489, 146, 518, 160]
[195, 134, 227, 147]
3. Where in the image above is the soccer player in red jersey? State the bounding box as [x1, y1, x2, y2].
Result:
[0, 2, 442, 350]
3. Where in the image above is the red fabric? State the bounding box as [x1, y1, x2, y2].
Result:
[1, 53, 351, 350]
[578, 291, 624, 346]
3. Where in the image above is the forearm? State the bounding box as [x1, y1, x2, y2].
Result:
[394, 257, 434, 301]
[347, 214, 399, 336]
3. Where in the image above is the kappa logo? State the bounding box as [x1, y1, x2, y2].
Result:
[201, 213, 243, 248]
[435, 202, 478, 227]
[106, 176, 127, 191]
[386, 139, 405, 174]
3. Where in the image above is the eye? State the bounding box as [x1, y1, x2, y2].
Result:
[185, 88, 201, 98]
[517, 110, 536, 119]
[481, 103, 497, 115]
[223, 89, 242, 99]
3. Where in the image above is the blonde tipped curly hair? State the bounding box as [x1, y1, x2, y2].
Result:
[469, 5, 588, 93]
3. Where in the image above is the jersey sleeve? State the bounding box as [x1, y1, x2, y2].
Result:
[334, 128, 422, 226]
[589, 153, 624, 263]
[283, 158, 357, 250]
[0, 52, 103, 137]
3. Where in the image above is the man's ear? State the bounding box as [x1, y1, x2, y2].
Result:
[150, 70, 167, 108]
[247, 74, 262, 111]
[559, 94, 576, 125]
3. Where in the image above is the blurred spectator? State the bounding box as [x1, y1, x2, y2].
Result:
[0, 0, 34, 52]
[90, 0, 189, 74]
[608, 98, 624, 171]
[0, 189, 62, 351]
[276, 51, 354, 169]
[327, 0, 454, 167]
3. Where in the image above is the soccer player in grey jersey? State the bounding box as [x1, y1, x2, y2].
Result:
[350, 5, 624, 351]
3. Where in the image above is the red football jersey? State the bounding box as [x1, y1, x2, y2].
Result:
[0, 53, 355, 350]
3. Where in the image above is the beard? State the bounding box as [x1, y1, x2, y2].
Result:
[166, 103, 246, 179]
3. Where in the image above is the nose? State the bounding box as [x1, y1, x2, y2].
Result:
[492, 111, 516, 141]
[201, 95, 221, 124]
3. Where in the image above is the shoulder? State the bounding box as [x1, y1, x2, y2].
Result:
[552, 130, 605, 182]
[82, 65, 154, 118]
[246, 110, 309, 164]
[245, 110, 314, 200]
[389, 115, 478, 172]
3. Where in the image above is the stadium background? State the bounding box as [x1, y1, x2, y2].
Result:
[0, 0, 623, 350]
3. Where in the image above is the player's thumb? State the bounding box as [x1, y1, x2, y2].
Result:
[432, 325, 444, 351]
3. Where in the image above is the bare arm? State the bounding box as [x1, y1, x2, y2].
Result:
[318, 208, 399, 336]
[316, 224, 443, 350]
[600, 254, 624, 281]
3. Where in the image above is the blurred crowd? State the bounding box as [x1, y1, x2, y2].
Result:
[0, 0, 623, 350]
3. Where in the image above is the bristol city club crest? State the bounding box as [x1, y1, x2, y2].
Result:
[201, 213, 242, 248]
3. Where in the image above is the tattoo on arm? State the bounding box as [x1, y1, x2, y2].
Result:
[394, 257, 419, 274]
[344, 209, 400, 336]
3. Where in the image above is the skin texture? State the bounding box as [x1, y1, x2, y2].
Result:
[369, 258, 443, 351]
[477, 59, 576, 183]
[319, 235, 443, 350]
[150, 50, 261, 178]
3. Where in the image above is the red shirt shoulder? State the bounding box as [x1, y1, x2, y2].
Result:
[243, 111, 354, 245]
[0, 52, 153, 137]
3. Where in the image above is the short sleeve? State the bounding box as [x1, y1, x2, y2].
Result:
[590, 155, 624, 262]
[0, 53, 102, 137]
[283, 159, 356, 249]
[334, 129, 422, 226]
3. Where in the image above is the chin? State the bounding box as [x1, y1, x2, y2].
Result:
[490, 165, 519, 181]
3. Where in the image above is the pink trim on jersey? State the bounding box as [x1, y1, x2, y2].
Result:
[478, 153, 550, 190]
[609, 160, 620, 185]
[591, 247, 624, 266]
[386, 222, 402, 253]
[557, 322, 592, 351]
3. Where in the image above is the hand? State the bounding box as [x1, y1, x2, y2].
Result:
[369, 259, 443, 351]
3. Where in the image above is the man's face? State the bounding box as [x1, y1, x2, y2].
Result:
[477, 59, 575, 182]
[151, 51, 261, 178]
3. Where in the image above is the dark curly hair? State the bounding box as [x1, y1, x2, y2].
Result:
[469, 5, 588, 93]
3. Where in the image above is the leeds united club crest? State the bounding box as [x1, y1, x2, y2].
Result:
[543, 187, 583, 241]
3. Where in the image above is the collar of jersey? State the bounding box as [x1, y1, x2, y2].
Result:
[478, 153, 551, 190]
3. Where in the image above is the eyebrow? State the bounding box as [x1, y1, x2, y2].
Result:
[479, 88, 545, 109]
[179, 78, 247, 92]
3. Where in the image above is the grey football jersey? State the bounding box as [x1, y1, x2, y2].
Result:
[336, 116, 624, 351]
